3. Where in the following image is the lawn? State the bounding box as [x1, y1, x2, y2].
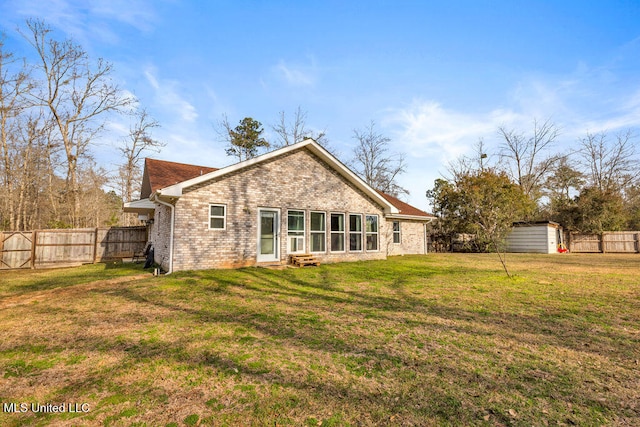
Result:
[0, 254, 639, 426]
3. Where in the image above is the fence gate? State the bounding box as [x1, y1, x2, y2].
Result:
[0, 232, 33, 269]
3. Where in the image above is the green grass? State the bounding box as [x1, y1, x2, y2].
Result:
[0, 261, 146, 298]
[0, 254, 639, 426]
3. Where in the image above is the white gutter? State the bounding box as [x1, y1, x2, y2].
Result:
[153, 195, 175, 274]
[387, 214, 435, 222]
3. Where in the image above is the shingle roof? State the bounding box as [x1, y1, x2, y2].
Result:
[140, 158, 218, 199]
[379, 191, 434, 218]
[140, 156, 432, 219]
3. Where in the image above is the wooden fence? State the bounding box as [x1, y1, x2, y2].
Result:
[569, 232, 640, 253]
[0, 226, 147, 270]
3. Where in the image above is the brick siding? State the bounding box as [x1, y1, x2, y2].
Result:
[386, 220, 427, 256]
[167, 148, 388, 270]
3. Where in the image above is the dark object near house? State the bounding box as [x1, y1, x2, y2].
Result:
[143, 243, 154, 269]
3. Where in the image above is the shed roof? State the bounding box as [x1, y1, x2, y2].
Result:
[512, 220, 562, 228]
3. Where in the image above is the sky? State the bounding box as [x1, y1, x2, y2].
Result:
[1, 0, 640, 211]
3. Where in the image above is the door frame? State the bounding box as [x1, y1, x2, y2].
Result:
[257, 208, 280, 263]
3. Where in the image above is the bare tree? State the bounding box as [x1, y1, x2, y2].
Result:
[22, 19, 133, 226]
[351, 121, 408, 198]
[117, 109, 162, 225]
[118, 110, 161, 200]
[0, 35, 34, 230]
[117, 109, 162, 224]
[446, 138, 492, 182]
[14, 113, 52, 230]
[498, 118, 561, 199]
[578, 130, 638, 193]
[271, 106, 329, 147]
[78, 161, 120, 228]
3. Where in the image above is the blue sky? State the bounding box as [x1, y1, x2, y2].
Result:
[2, 0, 640, 210]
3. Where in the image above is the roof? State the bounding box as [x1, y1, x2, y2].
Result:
[137, 139, 431, 220]
[123, 198, 156, 214]
[155, 139, 399, 214]
[140, 158, 218, 199]
[512, 220, 562, 228]
[380, 192, 435, 220]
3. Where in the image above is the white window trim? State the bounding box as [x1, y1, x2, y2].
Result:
[330, 212, 346, 253]
[208, 203, 227, 230]
[393, 221, 401, 244]
[349, 213, 363, 252]
[310, 211, 326, 253]
[287, 209, 306, 254]
[366, 214, 379, 252]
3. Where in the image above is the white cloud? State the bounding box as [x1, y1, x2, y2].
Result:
[385, 100, 523, 163]
[272, 58, 318, 87]
[384, 65, 640, 210]
[88, 0, 158, 33]
[2, 0, 158, 46]
[380, 100, 524, 210]
[144, 67, 198, 123]
[580, 89, 640, 134]
[506, 57, 640, 139]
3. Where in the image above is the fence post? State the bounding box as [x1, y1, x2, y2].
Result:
[600, 233, 606, 253]
[31, 230, 37, 269]
[93, 228, 99, 264]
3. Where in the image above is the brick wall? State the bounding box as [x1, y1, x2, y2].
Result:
[167, 148, 388, 271]
[386, 220, 427, 256]
[150, 203, 172, 271]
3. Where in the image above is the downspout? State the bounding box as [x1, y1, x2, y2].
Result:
[424, 223, 428, 254]
[155, 197, 175, 274]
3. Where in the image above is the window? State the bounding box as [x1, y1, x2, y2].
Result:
[330, 213, 345, 252]
[310, 212, 326, 252]
[349, 214, 363, 251]
[366, 215, 379, 251]
[209, 204, 226, 229]
[288, 210, 305, 253]
[393, 221, 401, 244]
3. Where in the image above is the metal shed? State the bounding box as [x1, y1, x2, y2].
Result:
[506, 221, 565, 254]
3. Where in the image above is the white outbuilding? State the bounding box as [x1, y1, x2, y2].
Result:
[506, 221, 565, 254]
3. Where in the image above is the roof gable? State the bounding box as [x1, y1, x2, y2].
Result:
[144, 139, 430, 219]
[155, 139, 399, 214]
[140, 158, 217, 199]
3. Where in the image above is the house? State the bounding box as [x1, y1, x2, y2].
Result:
[124, 139, 434, 272]
[506, 221, 565, 254]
